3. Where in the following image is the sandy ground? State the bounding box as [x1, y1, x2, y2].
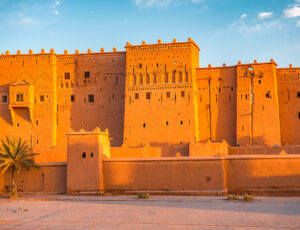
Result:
[0, 195, 300, 229]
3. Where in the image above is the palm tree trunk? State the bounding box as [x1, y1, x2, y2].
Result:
[10, 166, 17, 198]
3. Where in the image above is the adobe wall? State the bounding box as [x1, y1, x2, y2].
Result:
[225, 155, 300, 191]
[123, 39, 200, 147]
[1, 155, 300, 195]
[56, 51, 126, 148]
[189, 141, 229, 156]
[110, 144, 162, 158]
[196, 66, 237, 146]
[236, 62, 281, 146]
[0, 52, 57, 149]
[103, 157, 226, 192]
[277, 67, 300, 145]
[0, 163, 66, 194]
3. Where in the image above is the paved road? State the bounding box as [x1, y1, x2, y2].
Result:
[0, 195, 300, 229]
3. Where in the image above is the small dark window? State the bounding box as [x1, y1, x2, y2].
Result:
[84, 71, 90, 78]
[266, 92, 271, 98]
[166, 121, 169, 126]
[146, 92, 151, 100]
[139, 63, 142, 68]
[143, 123, 146, 128]
[71, 95, 75, 102]
[82, 152, 86, 158]
[16, 94, 23, 102]
[2, 95, 7, 103]
[297, 92, 300, 98]
[135, 93, 139, 99]
[166, 92, 170, 98]
[258, 80, 261, 84]
[181, 91, 185, 97]
[91, 152, 94, 158]
[36, 120, 39, 125]
[17, 123, 20, 127]
[88, 95, 94, 102]
[64, 72, 70, 80]
[245, 94, 248, 100]
[299, 112, 300, 119]
[40, 95, 44, 102]
[180, 121, 183, 125]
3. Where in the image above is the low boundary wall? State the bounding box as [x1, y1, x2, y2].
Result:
[0, 163, 66, 194]
[1, 155, 300, 196]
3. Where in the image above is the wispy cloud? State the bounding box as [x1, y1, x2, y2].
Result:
[258, 12, 274, 19]
[240, 13, 247, 19]
[133, 0, 205, 8]
[50, 0, 61, 15]
[134, 0, 172, 8]
[284, 6, 300, 18]
[228, 19, 281, 35]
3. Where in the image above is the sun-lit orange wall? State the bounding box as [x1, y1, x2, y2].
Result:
[0, 40, 300, 164]
[123, 39, 200, 147]
[277, 66, 300, 145]
[196, 65, 237, 146]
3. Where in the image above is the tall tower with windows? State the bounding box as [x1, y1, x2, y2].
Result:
[123, 38, 200, 147]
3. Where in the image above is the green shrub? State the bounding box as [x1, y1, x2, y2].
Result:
[227, 194, 239, 200]
[137, 193, 150, 199]
[243, 194, 255, 201]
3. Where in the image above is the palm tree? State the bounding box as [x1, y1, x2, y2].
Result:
[0, 137, 39, 198]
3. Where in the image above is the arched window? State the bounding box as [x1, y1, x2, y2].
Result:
[185, 72, 189, 82]
[172, 71, 176, 83]
[146, 74, 150, 84]
[179, 72, 182, 83]
[153, 73, 156, 84]
[133, 75, 137, 85]
[165, 73, 169, 84]
[140, 74, 143, 85]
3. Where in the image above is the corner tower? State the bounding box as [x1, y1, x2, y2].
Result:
[236, 60, 281, 146]
[123, 38, 200, 146]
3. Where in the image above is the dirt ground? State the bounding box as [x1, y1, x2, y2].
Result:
[0, 195, 300, 229]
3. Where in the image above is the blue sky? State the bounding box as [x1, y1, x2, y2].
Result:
[0, 0, 299, 67]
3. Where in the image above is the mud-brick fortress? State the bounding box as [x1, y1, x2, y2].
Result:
[1, 38, 300, 195]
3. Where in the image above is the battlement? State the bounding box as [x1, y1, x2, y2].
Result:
[0, 47, 125, 57]
[197, 59, 278, 70]
[125, 38, 200, 51]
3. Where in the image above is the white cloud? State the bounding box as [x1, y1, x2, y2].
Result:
[191, 0, 205, 3]
[297, 20, 300, 27]
[133, 0, 205, 8]
[284, 6, 300, 18]
[240, 13, 247, 19]
[258, 12, 274, 19]
[134, 0, 172, 7]
[228, 20, 281, 34]
[51, 0, 61, 15]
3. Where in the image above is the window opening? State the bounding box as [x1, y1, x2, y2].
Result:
[88, 95, 94, 102]
[64, 72, 70, 80]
